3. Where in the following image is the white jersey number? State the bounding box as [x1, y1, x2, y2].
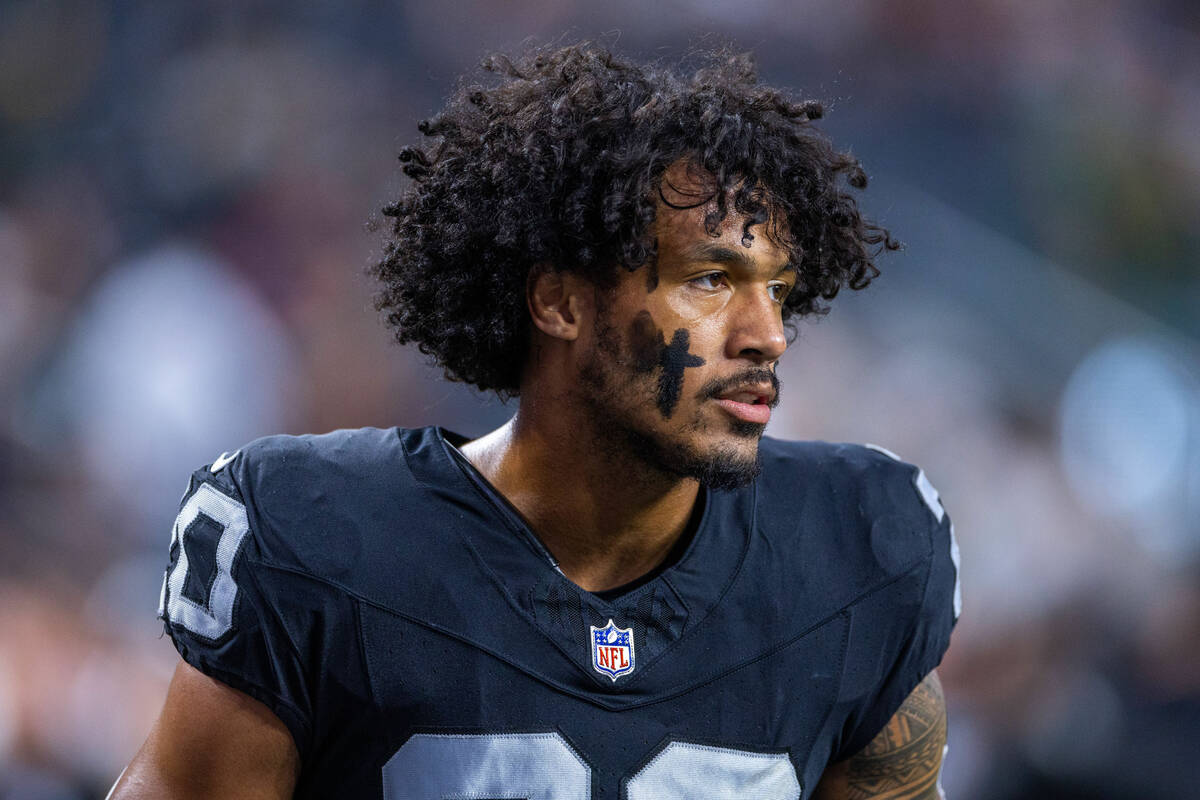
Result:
[626, 741, 801, 799]
[382, 732, 801, 799]
[161, 482, 252, 640]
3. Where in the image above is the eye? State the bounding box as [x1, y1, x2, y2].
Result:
[689, 271, 727, 291]
[768, 281, 792, 303]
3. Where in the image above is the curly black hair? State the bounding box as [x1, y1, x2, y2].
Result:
[373, 42, 898, 396]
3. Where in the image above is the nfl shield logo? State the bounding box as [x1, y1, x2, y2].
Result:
[590, 619, 635, 681]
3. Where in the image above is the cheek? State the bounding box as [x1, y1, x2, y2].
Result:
[627, 310, 663, 373]
[674, 319, 724, 374]
[663, 290, 729, 324]
[654, 328, 705, 419]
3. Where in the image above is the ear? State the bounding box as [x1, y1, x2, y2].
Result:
[527, 267, 587, 341]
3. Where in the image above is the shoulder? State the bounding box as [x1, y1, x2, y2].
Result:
[231, 426, 411, 494]
[756, 437, 946, 533]
[758, 436, 935, 491]
[754, 438, 956, 610]
[160, 430, 418, 756]
[198, 427, 424, 580]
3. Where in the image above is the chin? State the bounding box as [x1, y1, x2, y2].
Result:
[647, 424, 765, 490]
[576, 358, 766, 489]
[688, 450, 763, 490]
[691, 431, 765, 489]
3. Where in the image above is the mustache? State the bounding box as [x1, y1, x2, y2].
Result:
[697, 368, 782, 408]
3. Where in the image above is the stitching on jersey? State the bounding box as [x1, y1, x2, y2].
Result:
[246, 549, 925, 712]
[352, 597, 379, 709]
[814, 608, 852, 768]
[834, 550, 938, 760]
[619, 478, 757, 688]
[398, 428, 757, 693]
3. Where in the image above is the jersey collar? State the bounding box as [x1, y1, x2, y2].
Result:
[399, 425, 757, 695]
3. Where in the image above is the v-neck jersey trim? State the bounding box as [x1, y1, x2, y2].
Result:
[393, 425, 764, 697]
[434, 426, 713, 606]
[439, 428, 564, 572]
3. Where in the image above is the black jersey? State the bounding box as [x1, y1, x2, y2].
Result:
[159, 426, 959, 799]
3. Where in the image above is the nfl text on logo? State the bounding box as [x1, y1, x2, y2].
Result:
[590, 619, 635, 681]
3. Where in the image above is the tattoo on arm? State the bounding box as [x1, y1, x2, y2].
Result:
[843, 671, 948, 800]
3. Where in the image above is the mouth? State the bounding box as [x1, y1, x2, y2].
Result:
[713, 384, 775, 425]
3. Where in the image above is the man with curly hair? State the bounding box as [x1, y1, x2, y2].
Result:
[114, 42, 959, 799]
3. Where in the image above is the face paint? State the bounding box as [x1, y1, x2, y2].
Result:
[657, 328, 705, 417]
[626, 310, 705, 418]
[644, 263, 659, 292]
[629, 310, 662, 373]
[578, 309, 760, 490]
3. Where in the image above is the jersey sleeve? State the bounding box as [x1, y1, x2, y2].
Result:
[830, 451, 961, 762]
[157, 449, 315, 757]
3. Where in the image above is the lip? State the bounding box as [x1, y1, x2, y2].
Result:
[715, 397, 772, 424]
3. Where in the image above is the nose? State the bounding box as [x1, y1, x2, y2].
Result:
[725, 288, 787, 364]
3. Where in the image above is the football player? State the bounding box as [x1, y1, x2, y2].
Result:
[112, 43, 960, 799]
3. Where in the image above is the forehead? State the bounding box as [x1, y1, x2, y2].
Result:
[652, 161, 792, 267]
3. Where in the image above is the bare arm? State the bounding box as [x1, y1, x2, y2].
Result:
[109, 660, 300, 800]
[813, 670, 948, 800]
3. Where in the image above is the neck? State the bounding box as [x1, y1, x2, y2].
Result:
[460, 403, 700, 593]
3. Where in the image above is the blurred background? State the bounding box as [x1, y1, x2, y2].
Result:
[1, 0, 1198, 797]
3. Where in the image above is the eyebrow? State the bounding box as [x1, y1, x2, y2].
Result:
[685, 243, 796, 276]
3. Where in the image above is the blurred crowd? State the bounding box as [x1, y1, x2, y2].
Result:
[1, 1, 1198, 797]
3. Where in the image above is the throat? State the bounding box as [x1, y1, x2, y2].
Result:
[585, 495, 703, 599]
[503, 474, 702, 594]
[455, 419, 703, 594]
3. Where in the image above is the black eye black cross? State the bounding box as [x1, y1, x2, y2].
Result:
[628, 310, 706, 418]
